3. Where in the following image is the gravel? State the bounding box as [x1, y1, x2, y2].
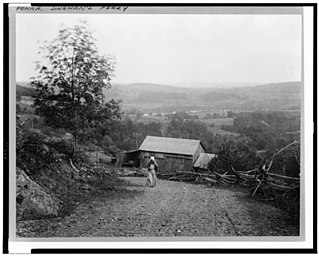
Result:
[16, 177, 299, 237]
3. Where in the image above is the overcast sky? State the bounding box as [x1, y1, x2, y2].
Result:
[16, 13, 302, 85]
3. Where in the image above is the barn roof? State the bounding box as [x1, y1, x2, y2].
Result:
[193, 153, 216, 169]
[139, 136, 203, 156]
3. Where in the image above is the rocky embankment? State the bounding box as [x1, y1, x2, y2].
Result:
[16, 167, 60, 220]
[16, 161, 144, 221]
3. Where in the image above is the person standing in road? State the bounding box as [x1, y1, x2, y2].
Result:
[146, 156, 158, 187]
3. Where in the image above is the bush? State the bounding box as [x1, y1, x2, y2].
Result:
[41, 126, 55, 137]
[55, 128, 67, 137]
[16, 128, 55, 176]
[16, 120, 77, 176]
[47, 140, 74, 157]
[209, 137, 259, 173]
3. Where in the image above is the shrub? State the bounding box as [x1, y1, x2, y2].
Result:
[46, 140, 74, 158]
[209, 137, 258, 173]
[16, 128, 55, 176]
[41, 126, 55, 137]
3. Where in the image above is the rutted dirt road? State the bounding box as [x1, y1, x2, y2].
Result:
[17, 177, 299, 237]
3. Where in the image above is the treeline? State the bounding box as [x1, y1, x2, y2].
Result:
[220, 111, 300, 177]
[221, 111, 300, 150]
[107, 119, 162, 151]
[110, 112, 237, 154]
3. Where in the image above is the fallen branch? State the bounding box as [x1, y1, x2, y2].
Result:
[252, 179, 263, 197]
[273, 140, 298, 157]
[175, 171, 217, 178]
[69, 158, 79, 173]
[237, 169, 258, 174]
[267, 172, 300, 182]
[203, 177, 217, 184]
[267, 182, 300, 191]
[252, 140, 298, 196]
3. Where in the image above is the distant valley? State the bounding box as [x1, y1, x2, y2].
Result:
[17, 81, 301, 115]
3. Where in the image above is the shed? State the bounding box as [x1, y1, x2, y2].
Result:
[115, 149, 140, 167]
[139, 136, 205, 175]
[193, 153, 216, 172]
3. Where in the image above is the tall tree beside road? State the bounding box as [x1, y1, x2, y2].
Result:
[31, 21, 121, 150]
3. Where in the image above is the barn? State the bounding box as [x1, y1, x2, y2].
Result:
[138, 136, 205, 175]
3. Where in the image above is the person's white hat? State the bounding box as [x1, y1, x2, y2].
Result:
[150, 156, 155, 161]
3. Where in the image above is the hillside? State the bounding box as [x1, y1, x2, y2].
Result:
[171, 81, 259, 88]
[16, 84, 37, 97]
[103, 81, 301, 113]
[17, 81, 302, 113]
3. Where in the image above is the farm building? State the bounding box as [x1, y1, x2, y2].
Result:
[193, 153, 216, 172]
[138, 136, 205, 175]
[115, 149, 140, 167]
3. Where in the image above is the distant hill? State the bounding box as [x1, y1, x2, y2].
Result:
[17, 81, 32, 88]
[171, 81, 259, 88]
[17, 81, 301, 113]
[254, 81, 301, 94]
[128, 82, 176, 89]
[16, 84, 37, 97]
[104, 81, 302, 113]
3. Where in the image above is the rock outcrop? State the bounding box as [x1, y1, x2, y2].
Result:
[16, 167, 60, 220]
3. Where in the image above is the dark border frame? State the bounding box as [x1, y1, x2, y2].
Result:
[3, 2, 9, 255]
[3, 2, 317, 254]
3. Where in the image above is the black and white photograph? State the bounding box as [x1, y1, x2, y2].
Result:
[6, 3, 316, 253]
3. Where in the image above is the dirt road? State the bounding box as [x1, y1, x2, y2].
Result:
[17, 177, 299, 237]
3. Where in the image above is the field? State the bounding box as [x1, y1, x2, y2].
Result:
[201, 117, 234, 127]
[132, 115, 240, 136]
[207, 126, 240, 136]
[201, 118, 240, 137]
[135, 115, 168, 124]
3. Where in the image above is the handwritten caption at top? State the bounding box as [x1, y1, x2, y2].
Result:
[16, 6, 129, 12]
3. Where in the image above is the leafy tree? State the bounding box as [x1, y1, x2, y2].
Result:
[166, 111, 192, 121]
[227, 111, 233, 118]
[269, 144, 300, 177]
[79, 98, 122, 149]
[109, 119, 163, 151]
[16, 94, 21, 102]
[204, 113, 212, 119]
[31, 21, 120, 150]
[232, 111, 300, 151]
[212, 113, 221, 119]
[164, 118, 224, 153]
[209, 137, 258, 173]
[135, 111, 143, 120]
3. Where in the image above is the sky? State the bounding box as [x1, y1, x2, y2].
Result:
[16, 13, 302, 85]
